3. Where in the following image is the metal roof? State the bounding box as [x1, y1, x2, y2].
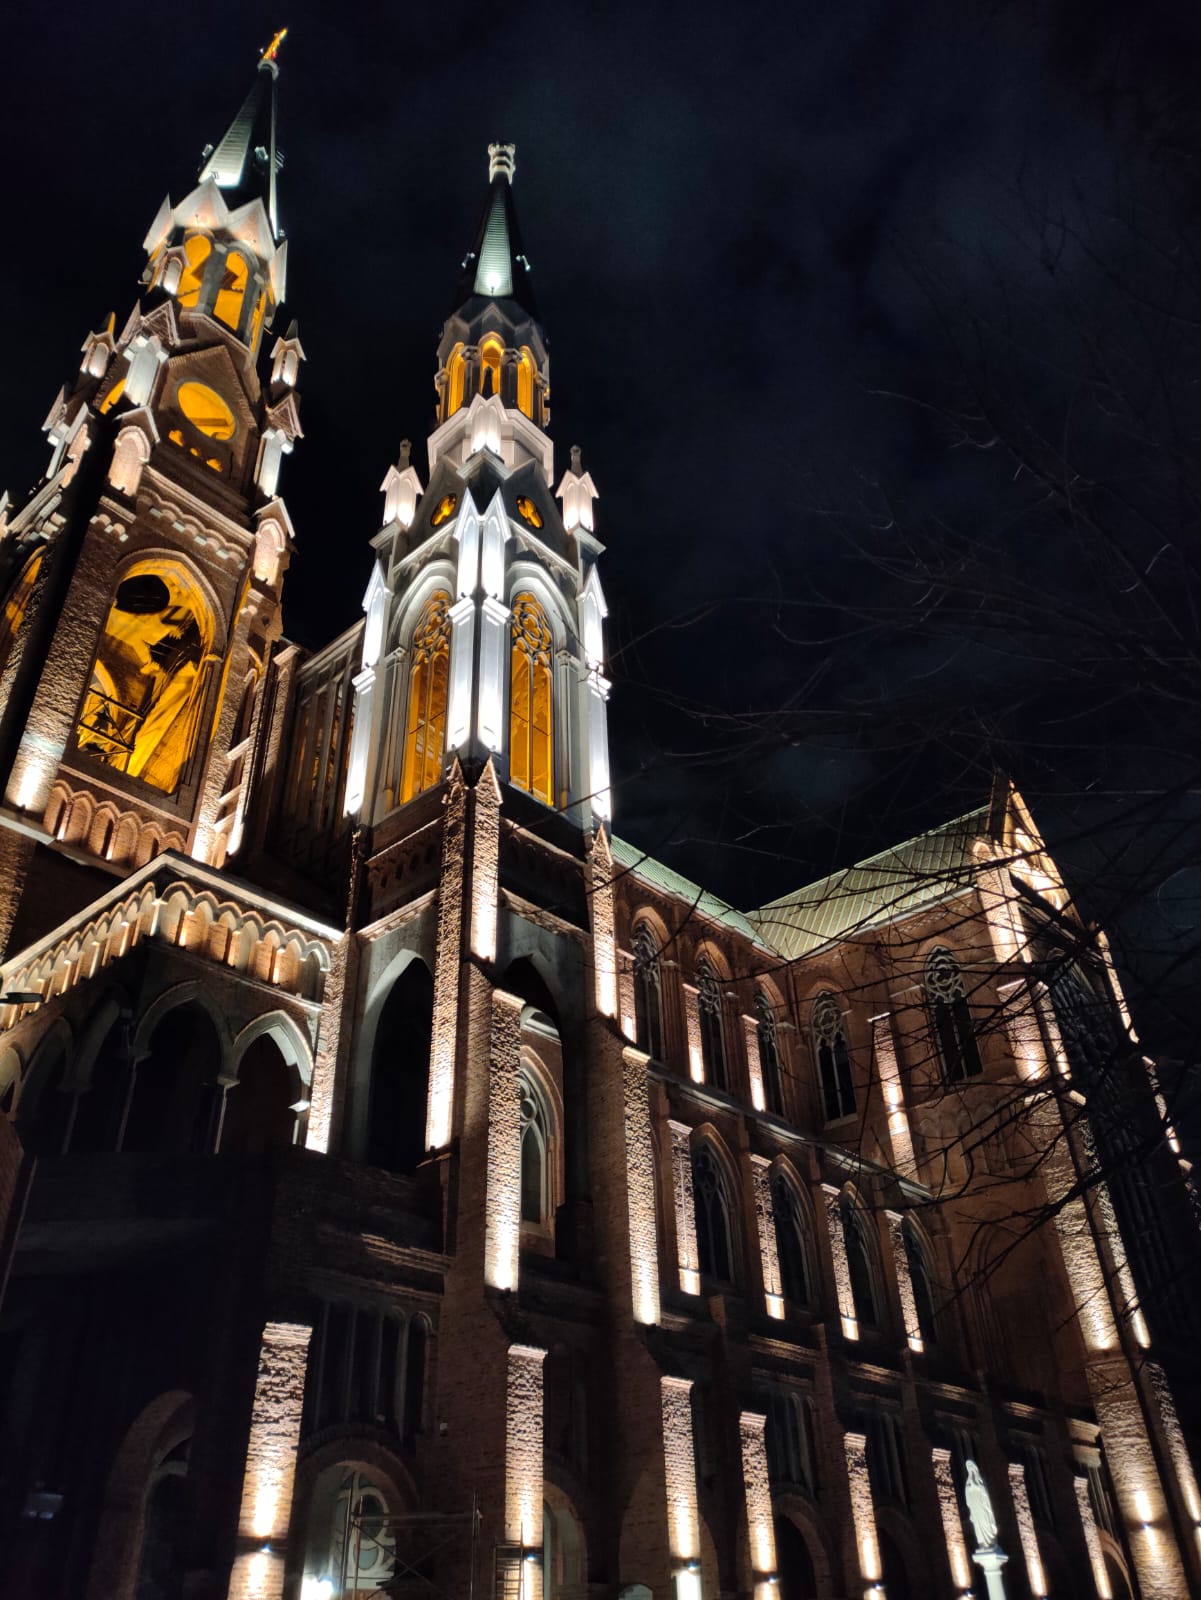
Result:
[609, 835, 766, 946]
[746, 806, 989, 961]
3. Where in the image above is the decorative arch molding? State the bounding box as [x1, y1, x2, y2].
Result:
[771, 1493, 837, 1600]
[873, 1503, 933, 1599]
[84, 1389, 195, 1600]
[505, 561, 575, 650]
[230, 1010, 314, 1089]
[45, 780, 187, 867]
[132, 980, 234, 1066]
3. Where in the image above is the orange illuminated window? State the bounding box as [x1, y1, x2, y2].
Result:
[510, 592, 553, 805]
[516, 496, 542, 529]
[479, 334, 504, 399]
[98, 376, 126, 415]
[76, 560, 215, 794]
[431, 494, 457, 527]
[446, 343, 466, 417]
[177, 234, 211, 308]
[213, 250, 249, 331]
[248, 290, 268, 352]
[0, 550, 43, 673]
[177, 383, 235, 440]
[401, 592, 451, 803]
[517, 347, 535, 418]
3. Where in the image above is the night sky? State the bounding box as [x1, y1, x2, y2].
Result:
[3, 2, 1200, 1048]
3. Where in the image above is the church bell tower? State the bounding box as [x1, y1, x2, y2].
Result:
[342, 143, 612, 832]
[0, 34, 301, 949]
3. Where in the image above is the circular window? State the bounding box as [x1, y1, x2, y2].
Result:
[431, 493, 458, 527]
[516, 495, 543, 528]
[176, 382, 235, 441]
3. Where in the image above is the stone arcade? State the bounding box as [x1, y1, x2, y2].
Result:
[0, 43, 1199, 1600]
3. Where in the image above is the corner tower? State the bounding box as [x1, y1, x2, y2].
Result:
[0, 35, 301, 948]
[344, 144, 611, 829]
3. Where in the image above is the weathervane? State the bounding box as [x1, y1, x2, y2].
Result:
[261, 26, 288, 64]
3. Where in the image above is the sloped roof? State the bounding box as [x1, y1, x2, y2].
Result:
[456, 174, 537, 316]
[198, 58, 281, 239]
[746, 806, 990, 962]
[610, 835, 767, 946]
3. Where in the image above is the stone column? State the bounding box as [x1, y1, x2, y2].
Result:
[226, 1320, 312, 1600]
[669, 1119, 700, 1294]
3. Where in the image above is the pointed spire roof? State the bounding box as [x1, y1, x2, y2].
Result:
[455, 144, 537, 316]
[198, 30, 286, 240]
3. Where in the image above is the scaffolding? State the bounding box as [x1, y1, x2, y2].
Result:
[339, 1496, 480, 1600]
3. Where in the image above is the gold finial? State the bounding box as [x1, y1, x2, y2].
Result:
[261, 26, 288, 63]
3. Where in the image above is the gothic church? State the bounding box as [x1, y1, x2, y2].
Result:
[0, 43, 1198, 1600]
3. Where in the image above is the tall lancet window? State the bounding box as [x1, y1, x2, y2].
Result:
[925, 947, 981, 1083]
[813, 991, 854, 1121]
[632, 920, 664, 1060]
[213, 250, 250, 331]
[696, 959, 728, 1091]
[401, 592, 451, 803]
[510, 593, 554, 805]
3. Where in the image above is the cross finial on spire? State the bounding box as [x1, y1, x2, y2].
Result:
[488, 144, 516, 184]
[261, 27, 288, 64]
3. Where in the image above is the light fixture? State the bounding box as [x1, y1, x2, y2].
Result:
[1, 991, 43, 1005]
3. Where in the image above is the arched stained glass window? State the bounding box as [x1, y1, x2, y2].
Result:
[813, 992, 854, 1121]
[691, 1142, 735, 1283]
[479, 334, 504, 398]
[756, 989, 783, 1113]
[696, 960, 727, 1090]
[771, 1173, 810, 1306]
[632, 921, 664, 1060]
[176, 233, 211, 308]
[401, 591, 451, 803]
[925, 948, 982, 1083]
[510, 593, 553, 804]
[213, 249, 250, 331]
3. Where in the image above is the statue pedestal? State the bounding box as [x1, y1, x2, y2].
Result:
[972, 1545, 1009, 1600]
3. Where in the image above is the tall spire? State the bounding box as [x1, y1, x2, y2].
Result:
[455, 144, 537, 315]
[198, 29, 286, 240]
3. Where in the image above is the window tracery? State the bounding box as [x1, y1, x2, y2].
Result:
[520, 1070, 552, 1226]
[510, 592, 553, 804]
[632, 920, 664, 1060]
[696, 959, 727, 1090]
[925, 947, 982, 1082]
[400, 591, 451, 803]
[813, 991, 854, 1120]
[691, 1141, 735, 1282]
